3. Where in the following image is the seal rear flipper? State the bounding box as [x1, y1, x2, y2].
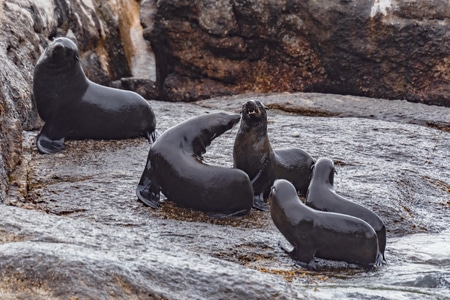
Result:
[370, 252, 384, 268]
[147, 130, 159, 144]
[36, 133, 65, 154]
[207, 207, 251, 218]
[253, 194, 269, 211]
[136, 183, 161, 208]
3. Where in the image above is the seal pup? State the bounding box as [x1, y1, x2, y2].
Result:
[136, 112, 253, 217]
[269, 179, 382, 269]
[306, 157, 386, 258]
[33, 37, 157, 154]
[233, 100, 314, 210]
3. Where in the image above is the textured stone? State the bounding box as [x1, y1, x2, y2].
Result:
[2, 96, 450, 299]
[147, 0, 450, 105]
[0, 0, 151, 202]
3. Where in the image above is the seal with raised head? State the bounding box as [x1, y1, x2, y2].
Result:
[269, 179, 382, 269]
[33, 37, 157, 154]
[233, 100, 315, 210]
[136, 112, 253, 217]
[306, 157, 386, 258]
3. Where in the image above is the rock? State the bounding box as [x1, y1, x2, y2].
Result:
[0, 0, 152, 202]
[111, 77, 159, 100]
[1, 1, 450, 297]
[147, 0, 450, 105]
[2, 95, 450, 299]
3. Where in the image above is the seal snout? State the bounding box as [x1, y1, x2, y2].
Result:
[242, 100, 266, 123]
[45, 37, 79, 63]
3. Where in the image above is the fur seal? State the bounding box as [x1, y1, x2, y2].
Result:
[306, 157, 386, 258]
[136, 112, 253, 217]
[269, 179, 382, 269]
[233, 100, 315, 210]
[33, 37, 157, 154]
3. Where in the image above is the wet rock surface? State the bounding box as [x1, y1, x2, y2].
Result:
[2, 93, 450, 299]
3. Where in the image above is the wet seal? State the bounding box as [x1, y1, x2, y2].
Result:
[233, 100, 315, 210]
[33, 37, 157, 154]
[136, 112, 253, 217]
[269, 179, 383, 269]
[306, 157, 386, 259]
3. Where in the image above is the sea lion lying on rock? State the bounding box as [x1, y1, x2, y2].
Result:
[33, 37, 157, 154]
[136, 112, 253, 217]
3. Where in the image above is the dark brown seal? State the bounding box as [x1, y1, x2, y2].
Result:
[33, 37, 157, 154]
[136, 112, 253, 217]
[233, 100, 315, 210]
[306, 157, 386, 258]
[269, 179, 382, 269]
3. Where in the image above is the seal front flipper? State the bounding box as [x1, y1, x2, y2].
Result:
[278, 241, 317, 270]
[294, 259, 317, 271]
[294, 247, 317, 270]
[251, 169, 269, 211]
[36, 132, 65, 154]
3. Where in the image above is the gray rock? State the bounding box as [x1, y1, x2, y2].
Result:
[2, 96, 450, 299]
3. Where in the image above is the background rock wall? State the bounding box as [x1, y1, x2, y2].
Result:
[149, 0, 450, 104]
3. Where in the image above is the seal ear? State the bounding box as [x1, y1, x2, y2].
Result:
[75, 55, 79, 61]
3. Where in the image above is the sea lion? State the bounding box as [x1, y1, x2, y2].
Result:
[233, 100, 315, 210]
[136, 112, 253, 217]
[269, 179, 382, 269]
[306, 157, 386, 258]
[33, 37, 157, 154]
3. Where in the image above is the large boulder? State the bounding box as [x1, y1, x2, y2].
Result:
[147, 0, 450, 105]
[0, 0, 152, 202]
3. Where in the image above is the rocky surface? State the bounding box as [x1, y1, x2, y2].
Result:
[148, 0, 450, 105]
[1, 1, 450, 298]
[2, 94, 450, 299]
[0, 0, 153, 202]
